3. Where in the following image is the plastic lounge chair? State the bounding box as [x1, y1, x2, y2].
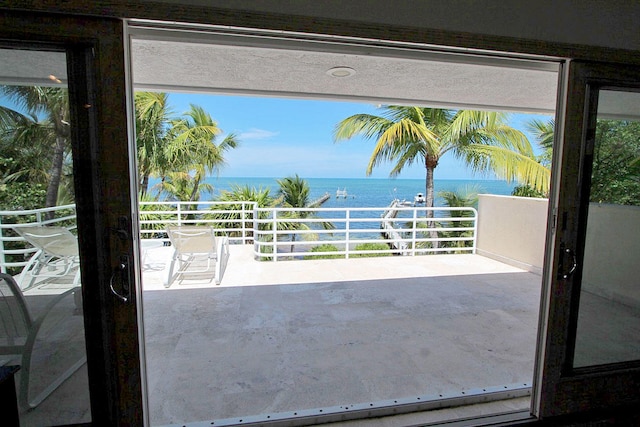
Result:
[14, 226, 81, 291]
[0, 273, 86, 409]
[164, 225, 230, 288]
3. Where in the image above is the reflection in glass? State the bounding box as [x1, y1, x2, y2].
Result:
[574, 89, 640, 368]
[0, 48, 91, 425]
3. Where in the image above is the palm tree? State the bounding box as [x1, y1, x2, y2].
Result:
[277, 175, 311, 209]
[276, 175, 334, 255]
[527, 119, 554, 168]
[134, 93, 240, 201]
[207, 184, 276, 242]
[135, 92, 174, 197]
[334, 106, 550, 216]
[512, 119, 553, 197]
[167, 105, 239, 202]
[0, 86, 71, 215]
[437, 187, 479, 252]
[157, 171, 214, 203]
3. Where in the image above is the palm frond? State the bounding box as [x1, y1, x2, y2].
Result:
[465, 144, 550, 194]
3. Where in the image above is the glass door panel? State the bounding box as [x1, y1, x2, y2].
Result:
[1, 13, 143, 426]
[131, 24, 559, 426]
[0, 47, 91, 426]
[536, 62, 640, 418]
[573, 89, 640, 368]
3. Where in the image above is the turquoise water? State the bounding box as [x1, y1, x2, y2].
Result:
[204, 177, 515, 208]
[148, 176, 515, 241]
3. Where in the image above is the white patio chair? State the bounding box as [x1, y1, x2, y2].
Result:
[0, 273, 86, 409]
[164, 225, 230, 288]
[14, 226, 81, 291]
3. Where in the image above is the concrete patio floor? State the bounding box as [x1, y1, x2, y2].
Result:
[11, 244, 543, 426]
[141, 245, 542, 426]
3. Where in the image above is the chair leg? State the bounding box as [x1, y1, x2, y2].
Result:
[18, 287, 86, 410]
[19, 250, 43, 291]
[164, 253, 177, 288]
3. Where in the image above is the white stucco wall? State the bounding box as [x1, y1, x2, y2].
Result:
[476, 194, 548, 274]
[582, 203, 640, 306]
[476, 197, 640, 305]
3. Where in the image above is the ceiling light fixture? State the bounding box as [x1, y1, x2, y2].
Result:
[327, 67, 356, 78]
[48, 74, 62, 84]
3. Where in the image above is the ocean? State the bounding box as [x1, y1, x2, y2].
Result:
[146, 177, 515, 242]
[202, 177, 516, 208]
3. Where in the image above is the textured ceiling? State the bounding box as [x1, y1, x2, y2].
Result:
[0, 49, 68, 86]
[131, 38, 560, 114]
[4, 31, 640, 124]
[0, 38, 560, 114]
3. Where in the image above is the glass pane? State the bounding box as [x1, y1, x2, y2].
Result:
[573, 89, 640, 368]
[132, 31, 558, 425]
[0, 48, 91, 425]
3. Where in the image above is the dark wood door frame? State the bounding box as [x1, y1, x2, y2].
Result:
[0, 11, 143, 425]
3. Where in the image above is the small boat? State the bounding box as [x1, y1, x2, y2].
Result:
[336, 188, 348, 198]
[414, 193, 426, 204]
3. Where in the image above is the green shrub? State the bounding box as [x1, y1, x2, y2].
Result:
[352, 242, 391, 257]
[304, 244, 343, 259]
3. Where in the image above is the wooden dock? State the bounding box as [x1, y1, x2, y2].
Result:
[381, 200, 409, 254]
[309, 192, 331, 207]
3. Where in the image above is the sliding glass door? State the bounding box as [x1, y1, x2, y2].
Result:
[536, 61, 640, 417]
[0, 12, 143, 426]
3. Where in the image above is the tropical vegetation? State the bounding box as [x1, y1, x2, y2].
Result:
[510, 117, 640, 206]
[512, 119, 553, 198]
[590, 119, 640, 206]
[134, 92, 239, 202]
[352, 242, 392, 257]
[334, 106, 550, 215]
[206, 184, 277, 242]
[0, 86, 72, 213]
[436, 187, 478, 252]
[276, 174, 334, 255]
[304, 243, 342, 259]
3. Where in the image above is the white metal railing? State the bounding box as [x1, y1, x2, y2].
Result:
[0, 201, 477, 270]
[0, 204, 77, 273]
[253, 205, 477, 261]
[139, 200, 258, 244]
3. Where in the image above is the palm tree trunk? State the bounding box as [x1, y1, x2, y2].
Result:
[425, 162, 436, 217]
[425, 155, 439, 248]
[44, 136, 65, 218]
[140, 173, 150, 197]
[189, 177, 200, 202]
[289, 233, 297, 257]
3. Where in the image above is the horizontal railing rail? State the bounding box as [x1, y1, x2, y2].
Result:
[139, 200, 258, 244]
[252, 205, 477, 261]
[0, 201, 477, 271]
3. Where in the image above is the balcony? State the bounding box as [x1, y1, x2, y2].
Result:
[1, 195, 549, 426]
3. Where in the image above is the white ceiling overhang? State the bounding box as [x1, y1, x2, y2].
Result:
[1, 26, 563, 114]
[128, 27, 560, 114]
[3, 26, 640, 123]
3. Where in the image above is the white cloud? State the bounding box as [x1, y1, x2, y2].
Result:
[238, 128, 279, 140]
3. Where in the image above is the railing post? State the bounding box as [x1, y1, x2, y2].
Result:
[177, 203, 182, 226]
[0, 216, 6, 273]
[472, 208, 478, 254]
[345, 210, 350, 259]
[412, 208, 418, 256]
[241, 202, 247, 244]
[272, 209, 277, 262]
[253, 205, 258, 256]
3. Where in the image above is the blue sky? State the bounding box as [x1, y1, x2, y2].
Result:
[0, 91, 553, 180]
[169, 93, 553, 180]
